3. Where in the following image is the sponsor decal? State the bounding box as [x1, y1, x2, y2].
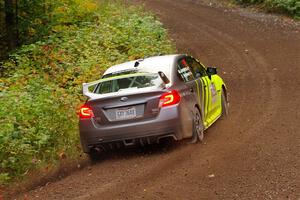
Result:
[210, 83, 217, 104]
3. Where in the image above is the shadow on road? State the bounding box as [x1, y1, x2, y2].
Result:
[88, 138, 188, 165]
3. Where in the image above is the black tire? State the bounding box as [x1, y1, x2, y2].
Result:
[221, 89, 228, 118]
[190, 108, 204, 143]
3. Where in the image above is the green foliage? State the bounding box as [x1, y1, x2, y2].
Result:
[265, 0, 300, 17]
[234, 0, 300, 18]
[0, 0, 174, 184]
[14, 0, 100, 45]
[0, 83, 79, 179]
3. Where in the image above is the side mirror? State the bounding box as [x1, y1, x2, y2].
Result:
[207, 67, 217, 79]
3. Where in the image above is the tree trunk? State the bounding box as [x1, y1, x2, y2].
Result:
[4, 0, 17, 50]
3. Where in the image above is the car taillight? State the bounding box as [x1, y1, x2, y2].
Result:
[159, 90, 181, 107]
[79, 105, 94, 119]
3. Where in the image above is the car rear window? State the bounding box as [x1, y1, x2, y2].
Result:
[94, 73, 163, 94]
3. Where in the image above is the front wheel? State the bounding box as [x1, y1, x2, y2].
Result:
[190, 108, 204, 143]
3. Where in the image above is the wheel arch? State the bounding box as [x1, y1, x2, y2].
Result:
[194, 104, 203, 122]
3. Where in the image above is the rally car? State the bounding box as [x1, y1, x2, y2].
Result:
[79, 54, 228, 159]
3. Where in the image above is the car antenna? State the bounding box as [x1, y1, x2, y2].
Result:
[134, 59, 143, 67]
[134, 61, 139, 67]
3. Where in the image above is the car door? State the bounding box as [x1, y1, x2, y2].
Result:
[175, 57, 198, 138]
[187, 57, 218, 128]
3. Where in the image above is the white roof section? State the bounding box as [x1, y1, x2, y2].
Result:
[103, 55, 179, 82]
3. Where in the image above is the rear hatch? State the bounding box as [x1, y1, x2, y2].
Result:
[85, 73, 166, 125]
[88, 90, 165, 125]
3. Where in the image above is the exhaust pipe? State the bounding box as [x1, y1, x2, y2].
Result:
[157, 134, 177, 143]
[123, 139, 135, 146]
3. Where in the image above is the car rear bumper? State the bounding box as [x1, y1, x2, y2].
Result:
[79, 105, 182, 153]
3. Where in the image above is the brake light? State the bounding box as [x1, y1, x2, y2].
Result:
[79, 105, 94, 119]
[159, 90, 181, 107]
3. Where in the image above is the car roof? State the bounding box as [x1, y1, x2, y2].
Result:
[103, 54, 180, 81]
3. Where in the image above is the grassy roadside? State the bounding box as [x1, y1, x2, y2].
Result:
[231, 0, 300, 19]
[0, 0, 175, 185]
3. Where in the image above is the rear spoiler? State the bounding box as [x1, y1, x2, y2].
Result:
[82, 79, 102, 99]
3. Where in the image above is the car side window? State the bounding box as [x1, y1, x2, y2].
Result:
[177, 58, 194, 82]
[187, 57, 207, 79]
[96, 81, 112, 94]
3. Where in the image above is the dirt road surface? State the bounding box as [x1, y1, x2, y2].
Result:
[12, 0, 300, 199]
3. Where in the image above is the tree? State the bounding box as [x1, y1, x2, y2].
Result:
[4, 0, 18, 50]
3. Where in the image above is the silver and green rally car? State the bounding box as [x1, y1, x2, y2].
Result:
[79, 54, 228, 159]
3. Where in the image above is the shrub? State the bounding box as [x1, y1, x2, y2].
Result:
[265, 0, 300, 17]
[234, 0, 300, 18]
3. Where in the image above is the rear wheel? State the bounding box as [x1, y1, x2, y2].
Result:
[190, 108, 204, 143]
[221, 89, 228, 118]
